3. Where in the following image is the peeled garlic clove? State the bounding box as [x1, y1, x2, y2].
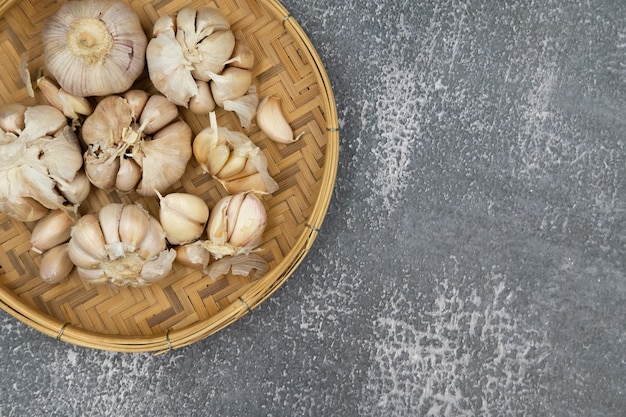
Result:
[39, 243, 74, 284]
[42, 0, 147, 97]
[124, 90, 150, 120]
[158, 192, 209, 245]
[175, 241, 211, 271]
[208, 68, 252, 107]
[137, 217, 167, 260]
[204, 144, 230, 176]
[119, 204, 150, 252]
[256, 96, 303, 144]
[116, 157, 142, 193]
[139, 95, 179, 135]
[30, 210, 76, 254]
[189, 80, 216, 115]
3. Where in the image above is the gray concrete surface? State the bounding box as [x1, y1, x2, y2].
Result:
[1, 0, 625, 416]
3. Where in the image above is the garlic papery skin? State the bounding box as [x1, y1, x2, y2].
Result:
[68, 203, 175, 287]
[39, 243, 74, 284]
[256, 96, 304, 144]
[202, 192, 267, 259]
[192, 112, 278, 195]
[82, 93, 193, 197]
[41, 0, 147, 97]
[30, 209, 76, 254]
[223, 85, 258, 129]
[0, 104, 87, 222]
[157, 192, 209, 245]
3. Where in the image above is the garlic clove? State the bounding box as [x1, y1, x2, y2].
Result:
[205, 144, 231, 176]
[98, 203, 125, 260]
[224, 37, 255, 70]
[220, 158, 257, 181]
[158, 192, 209, 245]
[84, 154, 120, 191]
[137, 217, 167, 260]
[229, 193, 266, 248]
[37, 77, 92, 119]
[115, 157, 142, 193]
[0, 103, 26, 134]
[225, 192, 246, 241]
[256, 96, 303, 144]
[56, 171, 91, 205]
[206, 195, 231, 245]
[124, 90, 150, 120]
[175, 241, 211, 271]
[139, 94, 179, 135]
[189, 80, 216, 115]
[134, 120, 193, 197]
[1, 197, 49, 222]
[222, 172, 272, 195]
[30, 209, 76, 254]
[192, 30, 236, 81]
[209, 68, 253, 108]
[217, 154, 247, 179]
[75, 267, 106, 284]
[119, 204, 150, 252]
[70, 214, 107, 260]
[39, 243, 74, 284]
[195, 7, 231, 34]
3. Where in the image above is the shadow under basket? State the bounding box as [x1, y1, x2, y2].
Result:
[0, 0, 338, 354]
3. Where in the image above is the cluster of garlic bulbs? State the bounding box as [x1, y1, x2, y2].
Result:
[81, 91, 193, 196]
[146, 7, 258, 127]
[0, 104, 89, 222]
[0, 1, 292, 288]
[67, 203, 176, 287]
[193, 112, 278, 194]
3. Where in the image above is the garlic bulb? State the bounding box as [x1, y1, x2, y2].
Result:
[193, 112, 278, 194]
[146, 6, 256, 123]
[81, 92, 193, 197]
[201, 192, 267, 259]
[68, 203, 176, 287]
[41, 0, 147, 97]
[157, 192, 209, 245]
[30, 209, 76, 254]
[39, 243, 74, 284]
[0, 104, 86, 221]
[256, 96, 304, 144]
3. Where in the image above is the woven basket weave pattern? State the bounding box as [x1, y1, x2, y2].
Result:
[0, 0, 338, 353]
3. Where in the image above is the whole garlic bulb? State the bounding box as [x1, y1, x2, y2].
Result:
[81, 91, 193, 197]
[42, 0, 147, 97]
[201, 192, 267, 259]
[146, 7, 257, 125]
[68, 203, 176, 287]
[0, 104, 87, 221]
[193, 112, 278, 195]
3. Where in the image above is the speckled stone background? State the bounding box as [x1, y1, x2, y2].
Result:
[1, 0, 625, 416]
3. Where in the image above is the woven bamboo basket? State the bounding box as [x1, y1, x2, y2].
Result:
[0, 0, 338, 353]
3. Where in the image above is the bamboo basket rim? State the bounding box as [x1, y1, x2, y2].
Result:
[0, 0, 339, 354]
